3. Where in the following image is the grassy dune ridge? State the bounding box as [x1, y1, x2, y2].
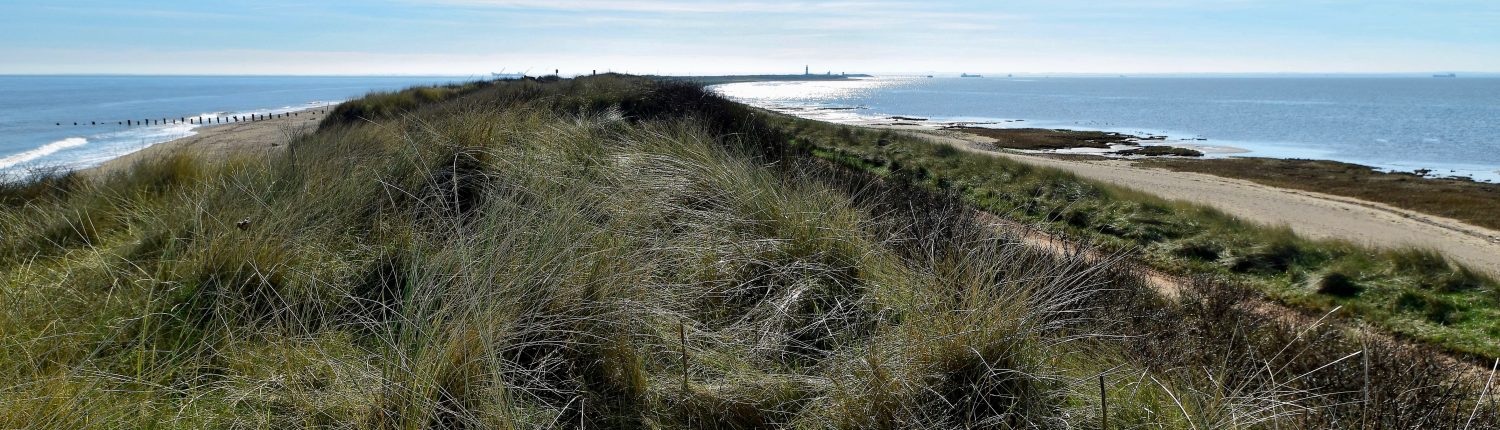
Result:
[787, 118, 1500, 359]
[0, 75, 1495, 428]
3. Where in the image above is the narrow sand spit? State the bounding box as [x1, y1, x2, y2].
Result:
[902, 128, 1500, 276]
[91, 109, 327, 175]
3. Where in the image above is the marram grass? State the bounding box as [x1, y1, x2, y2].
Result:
[0, 75, 1494, 429]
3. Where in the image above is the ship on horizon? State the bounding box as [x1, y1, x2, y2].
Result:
[960, 73, 983, 78]
[1434, 73, 1457, 78]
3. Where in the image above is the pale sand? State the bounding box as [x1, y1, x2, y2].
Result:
[902, 128, 1500, 276]
[91, 109, 328, 175]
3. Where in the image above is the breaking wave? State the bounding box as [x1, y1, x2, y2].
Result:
[0, 137, 88, 170]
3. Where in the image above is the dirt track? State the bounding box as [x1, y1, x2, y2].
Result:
[904, 128, 1500, 276]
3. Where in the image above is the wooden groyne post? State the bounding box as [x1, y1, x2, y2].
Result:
[47, 108, 331, 129]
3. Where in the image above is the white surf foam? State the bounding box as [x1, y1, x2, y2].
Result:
[0, 137, 88, 170]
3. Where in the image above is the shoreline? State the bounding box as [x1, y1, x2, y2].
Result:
[90, 106, 328, 175]
[711, 81, 1500, 184]
[865, 112, 1498, 183]
[711, 79, 1500, 274]
[0, 73, 468, 179]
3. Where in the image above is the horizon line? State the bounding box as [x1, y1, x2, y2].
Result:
[3, 71, 1499, 78]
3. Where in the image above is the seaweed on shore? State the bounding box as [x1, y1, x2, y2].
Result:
[1116, 145, 1204, 157]
[946, 126, 1137, 150]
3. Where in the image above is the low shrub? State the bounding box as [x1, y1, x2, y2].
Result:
[1313, 269, 1362, 297]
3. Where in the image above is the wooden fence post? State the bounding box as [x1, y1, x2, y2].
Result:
[680, 320, 689, 393]
[1099, 374, 1108, 430]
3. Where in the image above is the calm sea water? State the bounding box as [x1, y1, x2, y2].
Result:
[0, 75, 472, 177]
[714, 77, 1500, 182]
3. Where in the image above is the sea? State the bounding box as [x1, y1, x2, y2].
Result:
[713, 76, 1500, 183]
[0, 75, 474, 178]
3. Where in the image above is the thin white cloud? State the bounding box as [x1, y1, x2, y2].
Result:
[36, 5, 244, 21]
[413, 0, 897, 14]
[411, 0, 1024, 21]
[11, 0, 1496, 74]
[421, 0, 1023, 33]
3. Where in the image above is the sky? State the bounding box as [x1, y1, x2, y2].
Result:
[2, 0, 1498, 75]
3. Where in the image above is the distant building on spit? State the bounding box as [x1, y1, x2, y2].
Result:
[803, 65, 846, 76]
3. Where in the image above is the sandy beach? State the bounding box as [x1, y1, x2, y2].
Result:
[90, 108, 328, 175]
[902, 127, 1500, 275]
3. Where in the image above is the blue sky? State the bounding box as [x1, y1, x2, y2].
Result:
[2, 0, 1497, 75]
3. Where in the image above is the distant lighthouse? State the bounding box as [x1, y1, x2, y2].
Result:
[805, 65, 810, 75]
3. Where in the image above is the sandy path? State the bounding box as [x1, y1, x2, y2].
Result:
[901, 129, 1500, 276]
[91, 108, 328, 175]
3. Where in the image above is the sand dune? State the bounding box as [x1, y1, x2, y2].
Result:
[95, 111, 1500, 276]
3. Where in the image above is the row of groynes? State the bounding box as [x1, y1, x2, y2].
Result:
[54, 109, 326, 127]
